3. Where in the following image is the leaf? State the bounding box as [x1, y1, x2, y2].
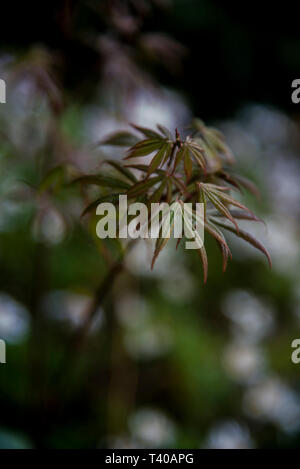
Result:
[101, 131, 139, 147]
[181, 201, 204, 249]
[196, 182, 206, 219]
[72, 175, 131, 190]
[212, 218, 272, 268]
[38, 165, 64, 193]
[166, 179, 173, 203]
[131, 124, 164, 140]
[105, 160, 137, 183]
[229, 173, 261, 198]
[197, 246, 208, 283]
[151, 205, 180, 269]
[125, 139, 164, 159]
[205, 219, 232, 272]
[124, 164, 165, 176]
[200, 184, 239, 232]
[173, 145, 185, 170]
[203, 183, 231, 192]
[156, 124, 173, 140]
[161, 142, 173, 165]
[147, 180, 167, 204]
[148, 145, 167, 176]
[187, 142, 207, 173]
[81, 194, 121, 217]
[205, 129, 235, 164]
[126, 175, 163, 199]
[218, 241, 230, 273]
[208, 186, 256, 216]
[219, 171, 243, 193]
[209, 209, 262, 223]
[184, 150, 193, 181]
[204, 219, 230, 251]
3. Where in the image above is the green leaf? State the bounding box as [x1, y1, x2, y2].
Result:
[38, 166, 65, 193]
[101, 131, 139, 146]
[72, 175, 131, 190]
[131, 124, 164, 139]
[126, 175, 163, 199]
[166, 179, 173, 203]
[81, 194, 121, 217]
[156, 124, 173, 140]
[151, 207, 178, 269]
[125, 139, 164, 159]
[105, 160, 137, 183]
[173, 145, 185, 170]
[148, 145, 167, 176]
[124, 163, 166, 176]
[147, 180, 167, 204]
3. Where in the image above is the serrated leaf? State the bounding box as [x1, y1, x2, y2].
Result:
[81, 194, 121, 217]
[72, 175, 131, 190]
[219, 171, 243, 192]
[131, 124, 164, 140]
[166, 179, 173, 203]
[204, 219, 230, 251]
[161, 142, 173, 165]
[125, 139, 164, 159]
[124, 164, 166, 176]
[105, 160, 137, 183]
[197, 246, 208, 283]
[229, 173, 260, 198]
[205, 218, 232, 271]
[148, 145, 167, 176]
[200, 184, 239, 232]
[187, 142, 207, 172]
[184, 150, 193, 181]
[209, 209, 262, 222]
[151, 207, 178, 269]
[173, 145, 185, 170]
[212, 218, 272, 268]
[101, 131, 139, 147]
[147, 180, 167, 204]
[196, 182, 206, 219]
[38, 165, 64, 193]
[156, 124, 173, 140]
[126, 175, 163, 199]
[208, 186, 256, 216]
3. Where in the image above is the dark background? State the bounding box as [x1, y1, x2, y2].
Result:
[1, 0, 299, 117]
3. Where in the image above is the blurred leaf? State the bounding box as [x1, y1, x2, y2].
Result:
[131, 124, 166, 139]
[72, 175, 131, 190]
[101, 131, 139, 147]
[81, 194, 121, 217]
[105, 160, 137, 183]
[126, 175, 163, 199]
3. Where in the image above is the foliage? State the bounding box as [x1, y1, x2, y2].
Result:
[73, 121, 271, 282]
